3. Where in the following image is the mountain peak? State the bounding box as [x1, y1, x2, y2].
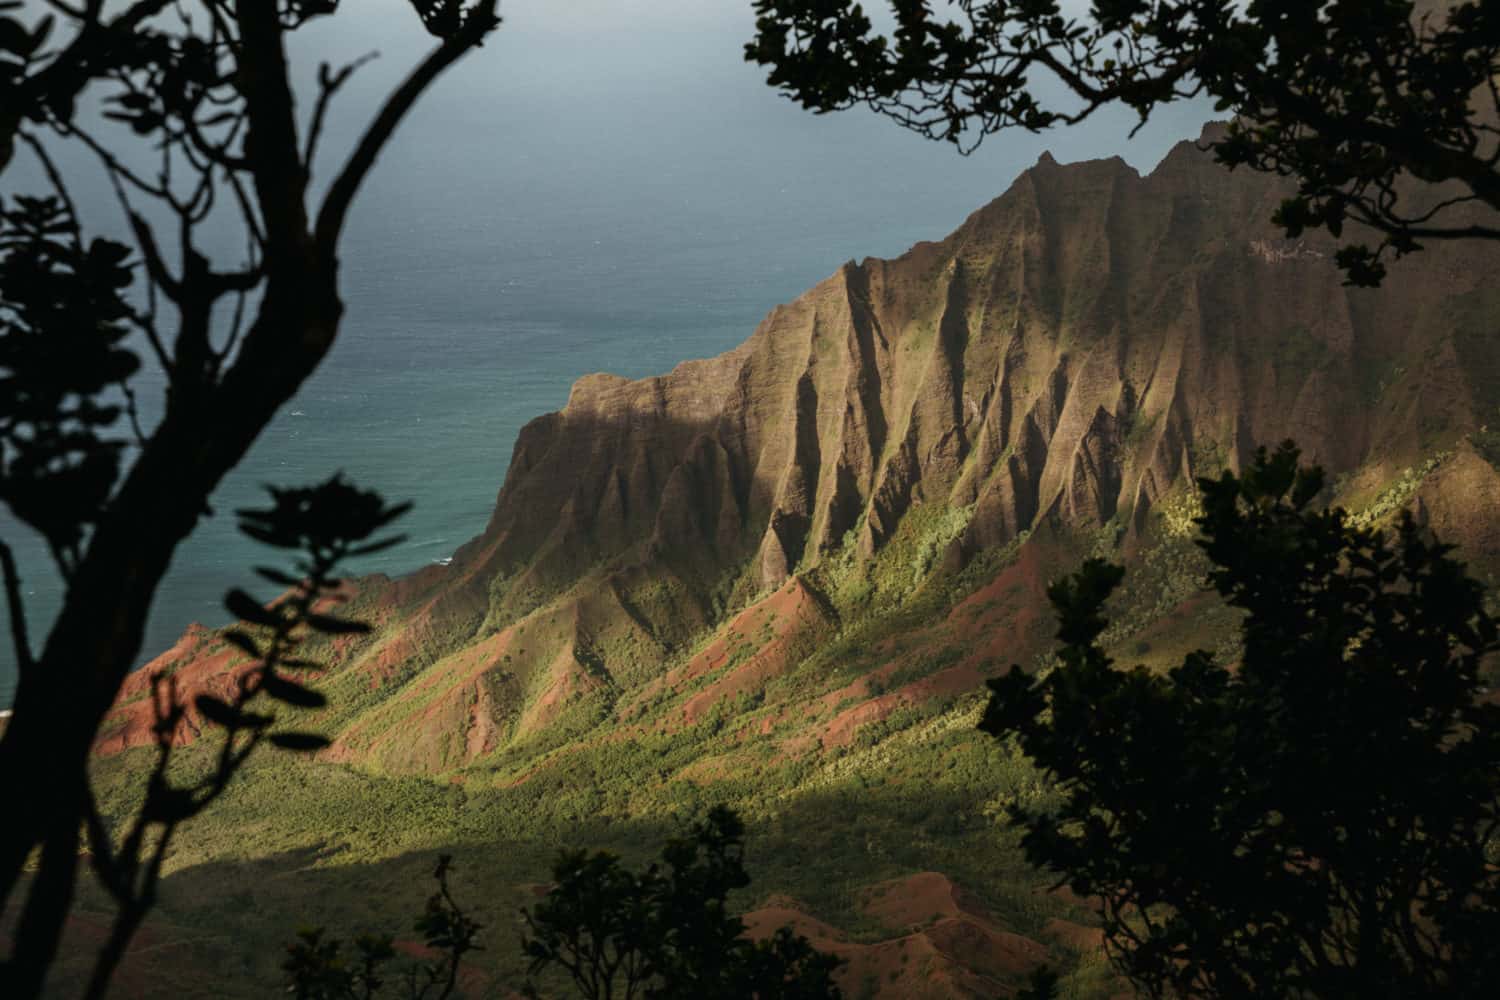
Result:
[105, 124, 1500, 780]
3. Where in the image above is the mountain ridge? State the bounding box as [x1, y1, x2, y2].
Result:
[74, 121, 1500, 998]
[99, 123, 1500, 776]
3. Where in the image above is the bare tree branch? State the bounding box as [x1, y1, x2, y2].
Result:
[304, 52, 380, 177]
[316, 0, 500, 252]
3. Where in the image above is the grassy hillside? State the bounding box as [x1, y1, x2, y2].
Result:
[61, 438, 1498, 999]
[61, 130, 1500, 997]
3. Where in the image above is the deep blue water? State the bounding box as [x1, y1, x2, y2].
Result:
[0, 0, 1210, 708]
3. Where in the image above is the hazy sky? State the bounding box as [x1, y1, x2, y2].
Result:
[11, 0, 1218, 289]
[285, 0, 1216, 265]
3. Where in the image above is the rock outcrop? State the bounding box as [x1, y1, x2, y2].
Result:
[455, 125, 1499, 610]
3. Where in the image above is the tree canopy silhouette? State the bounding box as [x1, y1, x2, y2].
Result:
[521, 807, 844, 1000]
[980, 443, 1500, 998]
[0, 2, 500, 995]
[746, 0, 1500, 285]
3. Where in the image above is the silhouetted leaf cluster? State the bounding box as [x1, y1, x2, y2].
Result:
[409, 1, 494, 40]
[521, 806, 843, 1000]
[193, 474, 409, 755]
[0, 194, 137, 570]
[982, 441, 1500, 997]
[746, 1, 1500, 285]
[0, 4, 52, 66]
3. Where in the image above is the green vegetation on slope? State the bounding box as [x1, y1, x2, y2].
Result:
[70, 438, 1491, 999]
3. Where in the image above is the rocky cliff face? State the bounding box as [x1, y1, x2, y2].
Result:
[462, 123, 1498, 594]
[105, 124, 1500, 776]
[91, 122, 1500, 1000]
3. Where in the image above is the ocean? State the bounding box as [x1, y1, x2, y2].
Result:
[0, 0, 1210, 708]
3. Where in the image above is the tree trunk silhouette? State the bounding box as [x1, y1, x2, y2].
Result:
[0, 2, 501, 994]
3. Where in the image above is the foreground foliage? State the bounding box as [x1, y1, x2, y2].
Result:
[284, 854, 482, 1000]
[521, 806, 843, 1000]
[0, 2, 500, 994]
[747, 0, 1500, 285]
[983, 442, 1500, 997]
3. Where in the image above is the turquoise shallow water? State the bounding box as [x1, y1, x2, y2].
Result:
[0, 0, 1210, 709]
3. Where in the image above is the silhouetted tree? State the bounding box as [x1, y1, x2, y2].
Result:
[746, 0, 1500, 285]
[0, 2, 500, 995]
[283, 854, 483, 1000]
[981, 442, 1500, 998]
[521, 807, 844, 1000]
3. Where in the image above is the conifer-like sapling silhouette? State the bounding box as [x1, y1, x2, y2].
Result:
[521, 807, 844, 1000]
[283, 854, 483, 1000]
[981, 442, 1500, 998]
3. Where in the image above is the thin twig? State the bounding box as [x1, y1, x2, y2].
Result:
[17, 131, 82, 248]
[56, 118, 171, 200]
[213, 287, 250, 366]
[304, 52, 380, 177]
[315, 1, 500, 251]
[118, 379, 148, 445]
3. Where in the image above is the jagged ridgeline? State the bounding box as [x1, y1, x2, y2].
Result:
[102, 124, 1500, 778]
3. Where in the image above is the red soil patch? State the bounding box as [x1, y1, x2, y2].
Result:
[859, 872, 1048, 981]
[96, 641, 260, 756]
[325, 627, 520, 770]
[464, 663, 506, 760]
[948, 540, 1052, 673]
[348, 603, 440, 690]
[860, 871, 988, 930]
[762, 657, 910, 757]
[922, 917, 1050, 984]
[741, 904, 848, 951]
[95, 577, 440, 761]
[770, 543, 1059, 759]
[668, 588, 790, 687]
[369, 561, 445, 607]
[744, 872, 1049, 998]
[816, 662, 982, 750]
[515, 646, 605, 738]
[420, 629, 512, 697]
[816, 660, 906, 714]
[669, 578, 829, 726]
[308, 579, 360, 617]
[133, 622, 216, 678]
[340, 557, 495, 694]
